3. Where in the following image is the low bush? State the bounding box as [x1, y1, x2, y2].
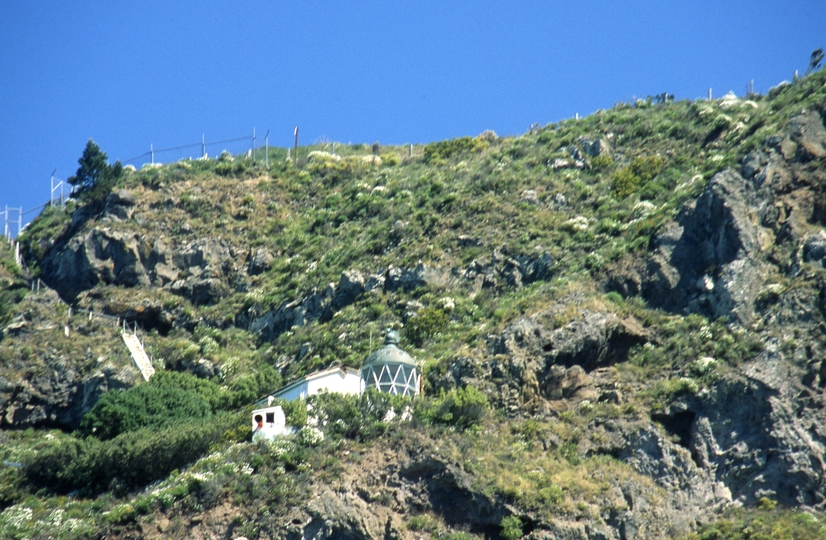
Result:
[416, 386, 489, 430]
[424, 137, 488, 163]
[405, 307, 449, 347]
[79, 383, 212, 440]
[500, 515, 524, 540]
[612, 155, 665, 198]
[310, 388, 411, 441]
[26, 413, 242, 495]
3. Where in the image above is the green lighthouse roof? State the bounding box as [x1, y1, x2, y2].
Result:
[362, 330, 417, 369]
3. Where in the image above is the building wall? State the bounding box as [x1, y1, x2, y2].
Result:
[274, 380, 310, 402]
[307, 370, 362, 396]
[273, 369, 361, 402]
[252, 405, 287, 441]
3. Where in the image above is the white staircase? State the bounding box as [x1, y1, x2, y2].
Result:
[122, 332, 155, 381]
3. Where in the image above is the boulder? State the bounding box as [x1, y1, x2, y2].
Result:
[247, 247, 273, 275]
[583, 137, 612, 157]
[41, 228, 151, 300]
[802, 230, 826, 264]
[787, 110, 826, 160]
[385, 263, 449, 291]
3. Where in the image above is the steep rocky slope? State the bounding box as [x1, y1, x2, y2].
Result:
[2, 70, 826, 539]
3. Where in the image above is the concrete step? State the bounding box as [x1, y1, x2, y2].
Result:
[122, 332, 155, 381]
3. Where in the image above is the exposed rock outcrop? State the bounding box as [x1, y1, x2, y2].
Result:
[643, 168, 773, 324]
[431, 309, 649, 414]
[40, 227, 239, 306]
[246, 252, 555, 342]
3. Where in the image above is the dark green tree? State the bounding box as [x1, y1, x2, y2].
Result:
[67, 139, 123, 199]
[68, 139, 108, 191]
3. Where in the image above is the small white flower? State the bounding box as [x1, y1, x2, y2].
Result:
[439, 297, 455, 311]
[567, 215, 590, 231]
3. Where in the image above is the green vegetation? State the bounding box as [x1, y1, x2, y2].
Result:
[416, 386, 490, 430]
[500, 515, 523, 540]
[26, 412, 245, 496]
[2, 67, 826, 539]
[67, 139, 124, 202]
[684, 506, 826, 540]
[79, 381, 213, 440]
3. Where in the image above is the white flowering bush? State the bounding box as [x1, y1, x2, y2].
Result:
[567, 215, 590, 231]
[297, 426, 325, 446]
[0, 505, 32, 531]
[692, 356, 717, 376]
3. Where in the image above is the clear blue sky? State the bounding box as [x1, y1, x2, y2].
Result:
[1, 1, 824, 228]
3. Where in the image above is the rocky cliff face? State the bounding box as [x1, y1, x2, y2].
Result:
[3, 85, 826, 539]
[0, 288, 139, 430]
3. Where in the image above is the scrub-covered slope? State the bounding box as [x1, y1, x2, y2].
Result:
[1, 69, 826, 539]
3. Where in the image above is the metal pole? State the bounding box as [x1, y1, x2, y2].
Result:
[264, 130, 270, 168]
[252, 127, 256, 162]
[708, 88, 712, 100]
[202, 134, 206, 158]
[294, 126, 299, 167]
[4, 206, 8, 240]
[50, 168, 57, 207]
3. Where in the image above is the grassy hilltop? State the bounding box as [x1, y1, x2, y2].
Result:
[1, 68, 826, 539]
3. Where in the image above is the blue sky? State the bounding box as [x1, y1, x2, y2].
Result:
[1, 1, 824, 229]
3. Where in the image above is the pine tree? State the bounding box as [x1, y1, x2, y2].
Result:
[67, 139, 109, 192]
[67, 139, 122, 200]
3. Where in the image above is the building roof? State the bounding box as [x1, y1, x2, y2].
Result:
[256, 366, 359, 405]
[362, 330, 417, 370]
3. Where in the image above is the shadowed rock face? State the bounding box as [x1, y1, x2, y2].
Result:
[431, 310, 649, 416]
[40, 227, 239, 306]
[643, 168, 772, 324]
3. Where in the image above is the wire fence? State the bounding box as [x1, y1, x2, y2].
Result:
[122, 129, 273, 167]
[1, 129, 279, 239]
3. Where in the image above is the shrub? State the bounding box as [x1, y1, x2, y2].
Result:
[380, 152, 400, 166]
[26, 413, 241, 495]
[612, 167, 640, 198]
[405, 307, 449, 347]
[148, 370, 233, 411]
[416, 386, 489, 430]
[612, 155, 665, 198]
[308, 388, 411, 441]
[590, 154, 614, 170]
[408, 514, 439, 532]
[230, 364, 282, 407]
[500, 515, 524, 540]
[630, 155, 665, 181]
[424, 137, 487, 163]
[79, 384, 212, 440]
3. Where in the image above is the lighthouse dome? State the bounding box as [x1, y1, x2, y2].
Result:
[361, 330, 420, 396]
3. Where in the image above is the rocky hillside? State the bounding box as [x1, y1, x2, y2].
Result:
[2, 69, 826, 539]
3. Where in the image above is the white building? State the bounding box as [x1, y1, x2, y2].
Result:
[266, 366, 362, 402]
[251, 404, 287, 441]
